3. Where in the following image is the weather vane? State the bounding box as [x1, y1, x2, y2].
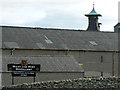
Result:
[93, 2, 95, 7]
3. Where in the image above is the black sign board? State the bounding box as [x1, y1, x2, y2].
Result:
[12, 72, 36, 77]
[8, 64, 40, 71]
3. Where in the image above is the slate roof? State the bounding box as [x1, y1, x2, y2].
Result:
[2, 26, 118, 51]
[2, 55, 84, 72]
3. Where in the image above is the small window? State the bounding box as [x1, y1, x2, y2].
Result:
[45, 40, 53, 44]
[89, 41, 97, 45]
[101, 72, 103, 77]
[101, 56, 103, 63]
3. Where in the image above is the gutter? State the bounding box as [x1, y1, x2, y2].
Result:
[2, 48, 118, 52]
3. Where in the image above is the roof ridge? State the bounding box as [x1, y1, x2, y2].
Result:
[2, 25, 115, 33]
[2, 25, 84, 31]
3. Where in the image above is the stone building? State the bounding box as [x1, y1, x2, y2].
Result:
[0, 5, 119, 86]
[2, 56, 84, 86]
[2, 25, 118, 76]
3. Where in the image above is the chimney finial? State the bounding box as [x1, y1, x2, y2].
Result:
[93, 2, 94, 7]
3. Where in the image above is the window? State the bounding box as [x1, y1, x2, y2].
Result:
[89, 41, 98, 45]
[101, 72, 103, 77]
[45, 40, 53, 44]
[43, 35, 53, 44]
[101, 56, 103, 63]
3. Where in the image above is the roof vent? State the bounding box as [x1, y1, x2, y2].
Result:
[85, 3, 102, 31]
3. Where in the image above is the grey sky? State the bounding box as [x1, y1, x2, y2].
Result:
[0, 0, 119, 31]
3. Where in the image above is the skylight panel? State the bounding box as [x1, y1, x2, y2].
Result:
[45, 40, 53, 44]
[4, 42, 19, 48]
[43, 35, 53, 44]
[89, 41, 97, 45]
[36, 43, 45, 49]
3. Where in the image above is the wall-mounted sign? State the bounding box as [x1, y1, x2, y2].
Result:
[21, 60, 28, 66]
[8, 64, 40, 71]
[8, 60, 40, 85]
[12, 72, 36, 77]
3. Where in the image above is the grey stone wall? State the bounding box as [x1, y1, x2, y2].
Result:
[2, 72, 84, 86]
[2, 77, 120, 89]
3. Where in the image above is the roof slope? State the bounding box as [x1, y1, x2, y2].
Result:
[2, 55, 84, 72]
[2, 26, 118, 51]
